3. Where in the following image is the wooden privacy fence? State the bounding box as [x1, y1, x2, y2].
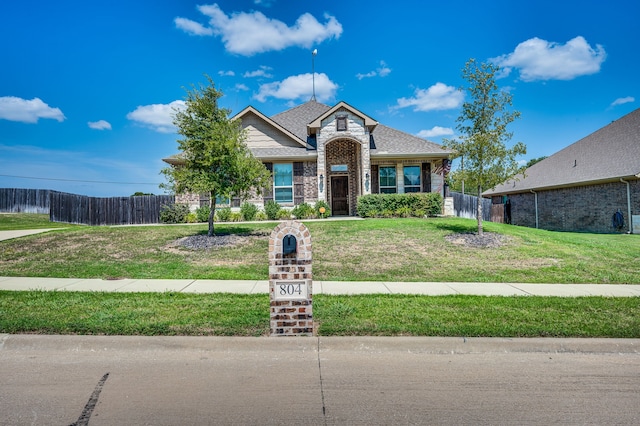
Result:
[0, 188, 59, 213]
[50, 193, 175, 225]
[451, 192, 492, 222]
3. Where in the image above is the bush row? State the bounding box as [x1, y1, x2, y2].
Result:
[356, 193, 443, 218]
[159, 200, 332, 224]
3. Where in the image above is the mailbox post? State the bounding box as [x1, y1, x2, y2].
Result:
[268, 220, 313, 336]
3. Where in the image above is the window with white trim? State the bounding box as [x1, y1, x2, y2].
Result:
[273, 163, 293, 203]
[379, 166, 397, 193]
[403, 165, 421, 193]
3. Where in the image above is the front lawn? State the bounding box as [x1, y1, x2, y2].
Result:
[0, 215, 639, 283]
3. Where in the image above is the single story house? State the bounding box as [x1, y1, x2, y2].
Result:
[484, 108, 640, 233]
[164, 100, 453, 216]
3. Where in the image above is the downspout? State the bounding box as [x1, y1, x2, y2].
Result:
[620, 178, 632, 234]
[530, 190, 538, 229]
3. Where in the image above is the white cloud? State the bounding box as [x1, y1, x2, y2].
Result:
[126, 100, 186, 133]
[417, 126, 454, 138]
[0, 96, 65, 123]
[492, 36, 606, 81]
[174, 17, 214, 36]
[610, 96, 635, 107]
[356, 61, 392, 80]
[88, 120, 112, 130]
[175, 4, 342, 56]
[218, 70, 235, 77]
[244, 66, 273, 78]
[235, 83, 250, 91]
[255, 73, 338, 103]
[395, 83, 464, 112]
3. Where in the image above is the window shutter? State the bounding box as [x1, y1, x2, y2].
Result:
[371, 165, 379, 194]
[263, 162, 273, 205]
[421, 163, 431, 193]
[293, 162, 304, 205]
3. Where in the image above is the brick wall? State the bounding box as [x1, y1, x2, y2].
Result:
[508, 180, 639, 233]
[268, 221, 313, 336]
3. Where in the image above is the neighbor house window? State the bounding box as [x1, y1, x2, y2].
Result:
[403, 165, 421, 193]
[336, 115, 348, 131]
[273, 163, 293, 203]
[379, 166, 397, 193]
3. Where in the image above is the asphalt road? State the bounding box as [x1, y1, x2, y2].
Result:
[1, 335, 639, 425]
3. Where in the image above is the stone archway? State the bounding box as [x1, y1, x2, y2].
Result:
[325, 138, 361, 216]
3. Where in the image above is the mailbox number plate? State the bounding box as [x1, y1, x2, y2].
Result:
[274, 280, 308, 300]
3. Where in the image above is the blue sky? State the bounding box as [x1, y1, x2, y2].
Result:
[1, 0, 638, 196]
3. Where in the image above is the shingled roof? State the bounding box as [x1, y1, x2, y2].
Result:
[485, 108, 640, 195]
[270, 100, 451, 158]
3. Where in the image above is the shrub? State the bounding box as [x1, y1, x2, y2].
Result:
[185, 212, 198, 223]
[292, 202, 314, 219]
[230, 212, 243, 222]
[277, 209, 291, 220]
[255, 211, 267, 221]
[356, 193, 443, 218]
[195, 205, 210, 223]
[215, 207, 232, 222]
[159, 203, 190, 224]
[264, 200, 281, 220]
[395, 207, 412, 218]
[315, 200, 331, 218]
[240, 202, 259, 221]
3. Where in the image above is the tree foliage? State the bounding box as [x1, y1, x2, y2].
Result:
[444, 59, 526, 235]
[160, 76, 270, 236]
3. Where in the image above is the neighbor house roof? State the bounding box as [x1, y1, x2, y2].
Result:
[485, 108, 640, 196]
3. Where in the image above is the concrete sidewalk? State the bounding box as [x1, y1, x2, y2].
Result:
[1, 276, 639, 297]
[0, 228, 63, 241]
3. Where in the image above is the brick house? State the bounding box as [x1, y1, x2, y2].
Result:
[484, 108, 640, 233]
[164, 100, 453, 216]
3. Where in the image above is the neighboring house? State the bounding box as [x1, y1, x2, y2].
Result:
[164, 100, 453, 216]
[484, 108, 640, 233]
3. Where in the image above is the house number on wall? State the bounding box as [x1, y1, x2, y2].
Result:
[274, 281, 308, 300]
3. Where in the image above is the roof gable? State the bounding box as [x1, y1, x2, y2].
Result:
[486, 108, 640, 195]
[307, 101, 378, 135]
[233, 106, 309, 149]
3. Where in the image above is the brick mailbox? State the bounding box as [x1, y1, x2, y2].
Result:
[268, 220, 313, 336]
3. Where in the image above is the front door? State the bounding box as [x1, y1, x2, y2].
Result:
[331, 176, 349, 215]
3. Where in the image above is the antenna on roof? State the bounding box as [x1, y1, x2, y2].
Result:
[311, 49, 318, 102]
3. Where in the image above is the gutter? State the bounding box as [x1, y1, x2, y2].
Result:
[620, 178, 633, 233]
[530, 190, 539, 229]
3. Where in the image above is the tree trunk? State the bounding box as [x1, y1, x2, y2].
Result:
[477, 185, 483, 236]
[208, 191, 216, 237]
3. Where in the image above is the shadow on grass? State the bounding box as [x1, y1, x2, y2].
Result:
[431, 221, 478, 234]
[195, 225, 270, 237]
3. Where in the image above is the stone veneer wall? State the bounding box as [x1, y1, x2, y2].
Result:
[175, 193, 200, 211]
[268, 221, 313, 336]
[325, 139, 361, 215]
[508, 180, 639, 233]
[316, 108, 371, 204]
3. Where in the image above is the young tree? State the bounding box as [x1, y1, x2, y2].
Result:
[444, 59, 526, 235]
[161, 76, 270, 236]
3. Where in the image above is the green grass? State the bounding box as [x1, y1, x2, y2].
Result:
[0, 291, 637, 337]
[2, 215, 638, 283]
[0, 213, 79, 230]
